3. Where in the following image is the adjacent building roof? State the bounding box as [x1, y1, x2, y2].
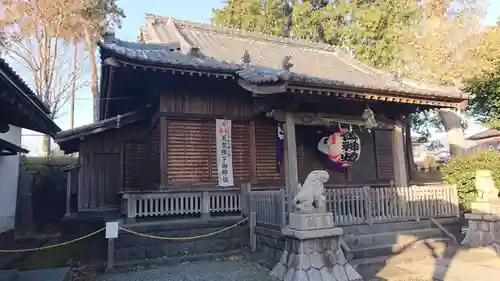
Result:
[466, 128, 500, 141]
[0, 58, 61, 136]
[99, 36, 239, 73]
[55, 109, 150, 153]
[137, 14, 466, 101]
[0, 137, 28, 155]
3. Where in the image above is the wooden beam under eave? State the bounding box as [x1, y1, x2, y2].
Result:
[286, 85, 463, 108]
[267, 109, 367, 126]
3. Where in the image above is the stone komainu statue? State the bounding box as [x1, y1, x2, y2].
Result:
[293, 170, 330, 213]
[476, 170, 499, 201]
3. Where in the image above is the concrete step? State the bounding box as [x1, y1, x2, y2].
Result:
[351, 237, 452, 261]
[0, 270, 17, 281]
[342, 219, 434, 236]
[345, 228, 443, 249]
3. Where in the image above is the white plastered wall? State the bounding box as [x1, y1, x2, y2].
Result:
[0, 126, 21, 233]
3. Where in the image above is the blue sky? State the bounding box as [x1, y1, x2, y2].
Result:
[20, 0, 500, 154]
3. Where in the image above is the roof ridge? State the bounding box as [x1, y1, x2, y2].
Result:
[144, 14, 425, 88]
[145, 14, 351, 55]
[144, 14, 398, 82]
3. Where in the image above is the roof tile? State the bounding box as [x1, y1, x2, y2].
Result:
[139, 15, 465, 100]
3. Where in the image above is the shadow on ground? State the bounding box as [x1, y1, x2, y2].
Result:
[96, 259, 274, 281]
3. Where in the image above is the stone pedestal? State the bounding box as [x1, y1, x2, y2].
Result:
[270, 212, 363, 281]
[462, 201, 500, 252]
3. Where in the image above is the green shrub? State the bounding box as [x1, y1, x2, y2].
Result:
[441, 149, 500, 212]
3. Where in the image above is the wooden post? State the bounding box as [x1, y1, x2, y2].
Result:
[106, 238, 115, 272]
[250, 211, 256, 252]
[240, 183, 251, 217]
[125, 194, 136, 223]
[65, 170, 72, 217]
[363, 186, 373, 225]
[201, 191, 210, 218]
[284, 112, 298, 217]
[392, 121, 408, 187]
[279, 189, 286, 227]
[160, 117, 168, 187]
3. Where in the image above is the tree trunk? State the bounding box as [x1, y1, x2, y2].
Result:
[85, 29, 99, 121]
[89, 45, 98, 122]
[69, 43, 78, 129]
[42, 135, 51, 159]
[438, 108, 466, 157]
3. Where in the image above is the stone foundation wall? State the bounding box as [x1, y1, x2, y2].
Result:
[254, 225, 285, 267]
[462, 213, 500, 251]
[115, 218, 249, 264]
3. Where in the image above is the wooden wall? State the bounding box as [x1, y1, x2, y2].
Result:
[296, 126, 394, 185]
[158, 88, 283, 187]
[76, 83, 397, 210]
[156, 88, 395, 188]
[159, 88, 255, 118]
[77, 121, 150, 210]
[161, 118, 282, 187]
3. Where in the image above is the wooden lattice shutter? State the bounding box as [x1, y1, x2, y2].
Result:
[123, 142, 149, 191]
[151, 121, 161, 184]
[255, 122, 281, 184]
[167, 120, 214, 184]
[232, 122, 251, 183]
[373, 129, 395, 181]
[348, 131, 377, 183]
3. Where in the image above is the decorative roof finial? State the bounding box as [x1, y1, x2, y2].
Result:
[189, 46, 201, 57]
[242, 50, 251, 68]
[103, 28, 116, 44]
[282, 55, 293, 71]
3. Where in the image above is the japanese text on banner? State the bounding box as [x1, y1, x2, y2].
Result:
[216, 119, 234, 187]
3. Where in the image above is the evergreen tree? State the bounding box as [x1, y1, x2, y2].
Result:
[212, 0, 290, 35]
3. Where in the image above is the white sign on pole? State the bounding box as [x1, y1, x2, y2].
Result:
[105, 221, 119, 239]
[216, 119, 234, 187]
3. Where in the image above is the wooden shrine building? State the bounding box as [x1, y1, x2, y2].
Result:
[55, 16, 467, 221]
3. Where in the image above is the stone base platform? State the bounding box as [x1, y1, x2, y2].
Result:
[270, 213, 362, 281]
[462, 201, 500, 253]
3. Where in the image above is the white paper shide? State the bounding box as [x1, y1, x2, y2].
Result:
[216, 119, 234, 187]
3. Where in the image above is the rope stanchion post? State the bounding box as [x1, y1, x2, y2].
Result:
[105, 221, 119, 271]
[250, 212, 256, 252]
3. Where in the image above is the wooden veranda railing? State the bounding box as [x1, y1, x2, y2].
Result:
[122, 189, 241, 219]
[121, 184, 459, 226]
[247, 184, 460, 227]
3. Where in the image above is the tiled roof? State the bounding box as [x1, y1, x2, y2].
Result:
[0, 58, 50, 114]
[466, 128, 500, 141]
[0, 57, 60, 135]
[137, 14, 466, 100]
[99, 36, 240, 72]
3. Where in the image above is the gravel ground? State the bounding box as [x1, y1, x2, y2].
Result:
[96, 260, 274, 281]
